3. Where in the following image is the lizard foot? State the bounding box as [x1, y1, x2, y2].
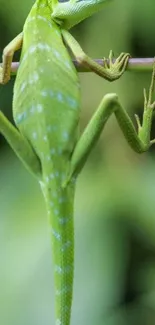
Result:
[135, 60, 155, 147]
[102, 50, 130, 81]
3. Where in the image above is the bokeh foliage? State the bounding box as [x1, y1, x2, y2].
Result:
[1, 0, 155, 324]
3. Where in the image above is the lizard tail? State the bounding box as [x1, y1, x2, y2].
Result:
[40, 179, 75, 325]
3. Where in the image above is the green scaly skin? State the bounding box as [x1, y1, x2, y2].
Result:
[0, 1, 155, 325]
[13, 3, 80, 325]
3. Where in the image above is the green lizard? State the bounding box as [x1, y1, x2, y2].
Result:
[0, 1, 155, 325]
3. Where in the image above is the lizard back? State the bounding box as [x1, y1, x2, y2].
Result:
[13, 2, 81, 325]
[13, 2, 80, 168]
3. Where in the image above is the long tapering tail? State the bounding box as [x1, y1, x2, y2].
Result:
[40, 178, 75, 325]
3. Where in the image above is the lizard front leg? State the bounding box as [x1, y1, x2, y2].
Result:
[0, 32, 23, 84]
[64, 63, 155, 185]
[0, 111, 41, 177]
[62, 29, 130, 82]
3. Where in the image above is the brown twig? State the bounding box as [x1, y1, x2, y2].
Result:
[0, 58, 154, 76]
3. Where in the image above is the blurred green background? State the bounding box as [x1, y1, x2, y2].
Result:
[1, 0, 155, 324]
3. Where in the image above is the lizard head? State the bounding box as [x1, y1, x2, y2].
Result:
[50, 0, 111, 30]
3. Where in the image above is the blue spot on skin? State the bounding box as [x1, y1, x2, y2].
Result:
[46, 155, 51, 161]
[54, 209, 59, 215]
[57, 92, 63, 102]
[41, 90, 48, 97]
[16, 111, 27, 123]
[30, 105, 35, 114]
[64, 306, 70, 312]
[59, 217, 69, 225]
[20, 81, 27, 92]
[56, 319, 61, 325]
[47, 125, 52, 132]
[65, 61, 72, 70]
[29, 45, 36, 54]
[56, 285, 72, 295]
[51, 148, 56, 155]
[71, 176, 77, 185]
[45, 176, 50, 183]
[37, 104, 43, 112]
[55, 171, 59, 178]
[67, 97, 78, 109]
[61, 240, 71, 252]
[47, 126, 57, 133]
[58, 197, 66, 204]
[53, 49, 61, 58]
[32, 131, 37, 139]
[55, 265, 62, 274]
[50, 173, 55, 179]
[43, 135, 48, 141]
[52, 229, 61, 240]
[62, 131, 69, 141]
[55, 265, 72, 274]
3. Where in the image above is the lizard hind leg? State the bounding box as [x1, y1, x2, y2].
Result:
[64, 63, 155, 185]
[0, 111, 41, 178]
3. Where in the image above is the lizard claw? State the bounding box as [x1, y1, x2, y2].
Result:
[140, 60, 155, 147]
[143, 61, 155, 111]
[135, 114, 142, 131]
[102, 51, 130, 81]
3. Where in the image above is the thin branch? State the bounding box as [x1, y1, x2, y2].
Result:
[74, 58, 155, 72]
[0, 58, 154, 76]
